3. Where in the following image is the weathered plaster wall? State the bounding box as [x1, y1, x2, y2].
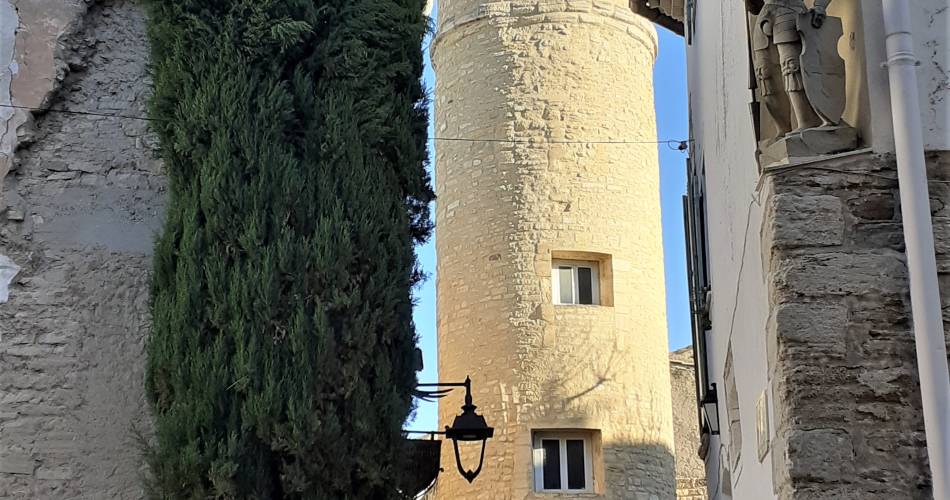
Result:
[1, 0, 89, 208]
[689, 1, 950, 498]
[856, 1, 948, 152]
[0, 1, 19, 196]
[911, 1, 949, 150]
[431, 0, 675, 498]
[685, 0, 776, 496]
[0, 1, 161, 498]
[670, 348, 707, 500]
[763, 151, 950, 499]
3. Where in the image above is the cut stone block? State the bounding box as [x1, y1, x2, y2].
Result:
[0, 454, 36, 475]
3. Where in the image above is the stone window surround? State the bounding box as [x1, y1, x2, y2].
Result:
[723, 345, 742, 473]
[549, 250, 614, 307]
[530, 429, 604, 495]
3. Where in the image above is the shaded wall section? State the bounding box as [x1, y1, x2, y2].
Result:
[0, 1, 161, 498]
[670, 347, 707, 500]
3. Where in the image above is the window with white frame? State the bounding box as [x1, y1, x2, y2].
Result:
[552, 260, 599, 305]
[532, 431, 594, 493]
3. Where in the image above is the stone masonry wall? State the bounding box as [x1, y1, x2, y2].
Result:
[670, 347, 707, 500]
[431, 1, 675, 498]
[764, 150, 950, 499]
[0, 1, 161, 498]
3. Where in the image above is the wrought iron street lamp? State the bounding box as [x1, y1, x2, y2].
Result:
[413, 376, 494, 483]
[701, 383, 720, 435]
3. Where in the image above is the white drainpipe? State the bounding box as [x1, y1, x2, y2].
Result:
[882, 0, 950, 495]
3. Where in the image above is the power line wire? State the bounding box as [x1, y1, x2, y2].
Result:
[430, 136, 686, 146]
[0, 103, 163, 122]
[0, 103, 689, 149]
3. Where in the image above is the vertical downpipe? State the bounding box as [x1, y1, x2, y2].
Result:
[882, 0, 950, 495]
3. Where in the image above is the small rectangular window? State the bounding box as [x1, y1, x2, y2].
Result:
[552, 260, 600, 305]
[533, 431, 594, 493]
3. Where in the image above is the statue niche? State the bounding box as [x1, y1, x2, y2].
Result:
[746, 0, 858, 166]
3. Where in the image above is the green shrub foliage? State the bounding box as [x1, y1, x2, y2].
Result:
[144, 0, 433, 497]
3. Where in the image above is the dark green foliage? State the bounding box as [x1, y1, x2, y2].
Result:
[143, 0, 433, 498]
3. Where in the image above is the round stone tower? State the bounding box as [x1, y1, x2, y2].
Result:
[430, 1, 675, 498]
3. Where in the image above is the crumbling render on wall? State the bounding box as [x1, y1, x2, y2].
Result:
[0, 254, 18, 303]
[0, 0, 21, 208]
[670, 347, 709, 500]
[1, 0, 92, 207]
[0, 0, 163, 498]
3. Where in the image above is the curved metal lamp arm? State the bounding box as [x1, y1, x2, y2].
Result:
[415, 376, 474, 402]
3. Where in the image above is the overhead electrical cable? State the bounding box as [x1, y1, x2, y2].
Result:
[0, 103, 689, 149]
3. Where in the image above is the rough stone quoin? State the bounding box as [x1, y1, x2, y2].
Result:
[764, 152, 950, 499]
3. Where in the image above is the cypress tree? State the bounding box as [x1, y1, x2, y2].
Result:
[143, 1, 433, 498]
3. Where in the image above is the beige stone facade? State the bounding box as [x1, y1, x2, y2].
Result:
[431, 1, 675, 498]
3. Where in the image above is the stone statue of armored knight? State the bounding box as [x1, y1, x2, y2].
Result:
[746, 0, 858, 165]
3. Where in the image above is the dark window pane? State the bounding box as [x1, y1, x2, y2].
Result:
[566, 440, 586, 489]
[577, 267, 593, 304]
[542, 439, 561, 490]
[558, 267, 574, 304]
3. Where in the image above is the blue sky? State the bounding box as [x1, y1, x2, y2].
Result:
[408, 22, 689, 431]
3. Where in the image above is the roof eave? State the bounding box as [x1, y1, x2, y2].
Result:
[629, 0, 685, 37]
